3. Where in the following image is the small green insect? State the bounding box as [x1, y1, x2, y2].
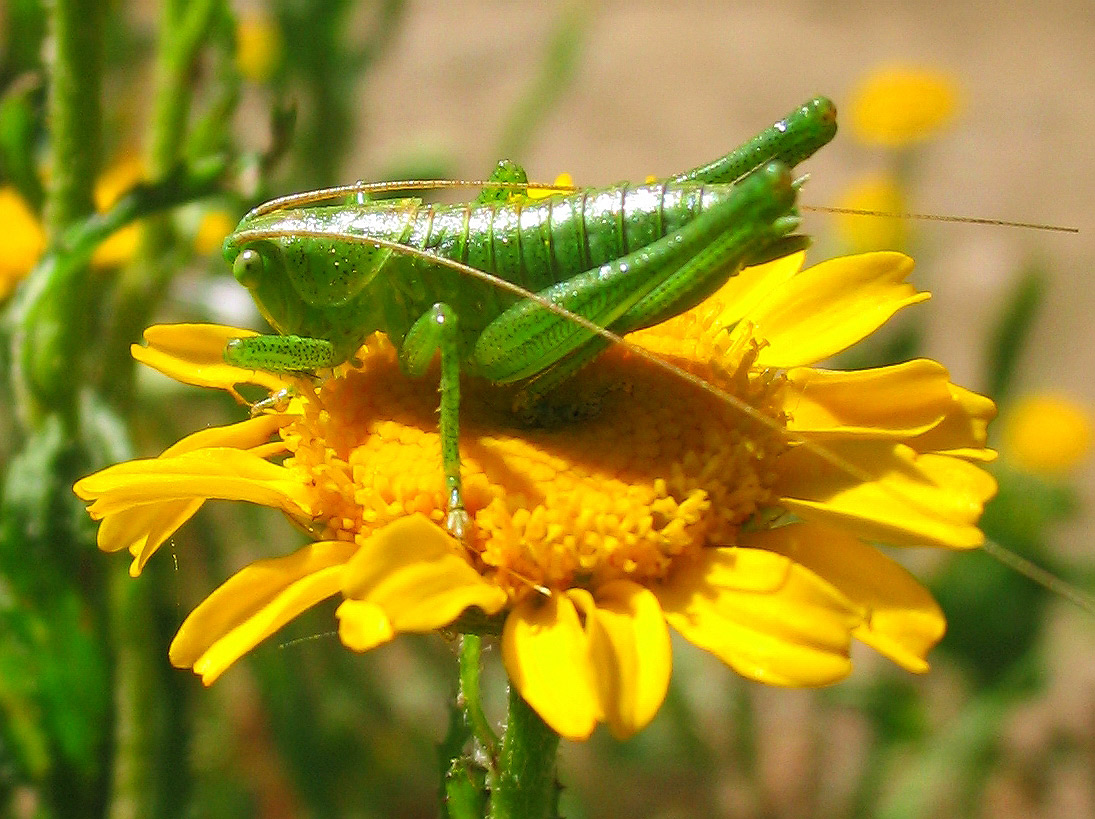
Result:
[222, 97, 838, 538]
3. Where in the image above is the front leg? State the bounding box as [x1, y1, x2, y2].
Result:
[400, 303, 470, 541]
[224, 334, 340, 372]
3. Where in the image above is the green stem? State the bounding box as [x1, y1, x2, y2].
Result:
[9, 159, 229, 427]
[101, 0, 223, 402]
[46, 0, 104, 233]
[489, 686, 560, 819]
[18, 0, 106, 422]
[494, 0, 586, 162]
[106, 565, 161, 819]
[459, 634, 498, 757]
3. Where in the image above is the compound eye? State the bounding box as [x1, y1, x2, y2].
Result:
[233, 248, 264, 288]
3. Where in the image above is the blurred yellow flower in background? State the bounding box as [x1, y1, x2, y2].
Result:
[91, 154, 144, 267]
[849, 65, 961, 146]
[236, 12, 283, 83]
[0, 186, 46, 300]
[75, 252, 998, 740]
[526, 172, 574, 200]
[194, 208, 237, 255]
[0, 154, 146, 298]
[833, 172, 909, 253]
[1002, 393, 1093, 474]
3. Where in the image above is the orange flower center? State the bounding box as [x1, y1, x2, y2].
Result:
[281, 335, 789, 601]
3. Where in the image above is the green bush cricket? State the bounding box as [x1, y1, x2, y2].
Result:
[220, 97, 839, 538]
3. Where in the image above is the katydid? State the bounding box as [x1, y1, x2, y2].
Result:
[222, 97, 838, 537]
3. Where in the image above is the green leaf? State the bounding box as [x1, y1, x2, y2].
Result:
[444, 759, 488, 819]
[985, 264, 1046, 404]
[0, 82, 46, 211]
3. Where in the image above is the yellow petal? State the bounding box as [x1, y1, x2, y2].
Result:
[95, 154, 144, 210]
[170, 540, 357, 684]
[706, 251, 807, 326]
[657, 547, 858, 686]
[76, 416, 292, 575]
[629, 252, 804, 358]
[906, 383, 997, 458]
[776, 441, 996, 549]
[236, 13, 283, 83]
[747, 252, 928, 368]
[784, 359, 952, 439]
[162, 414, 293, 456]
[75, 448, 312, 518]
[194, 209, 236, 255]
[98, 498, 204, 576]
[526, 172, 574, 200]
[340, 515, 507, 634]
[335, 600, 395, 652]
[132, 323, 293, 392]
[743, 523, 945, 673]
[502, 592, 602, 740]
[585, 581, 672, 739]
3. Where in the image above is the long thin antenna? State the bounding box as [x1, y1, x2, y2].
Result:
[236, 212, 1088, 615]
[250, 182, 1080, 235]
[803, 204, 1079, 234]
[247, 179, 577, 218]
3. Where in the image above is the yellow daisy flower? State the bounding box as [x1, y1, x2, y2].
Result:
[848, 65, 961, 146]
[74, 251, 997, 740]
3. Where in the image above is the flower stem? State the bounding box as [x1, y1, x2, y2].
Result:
[106, 564, 161, 819]
[459, 634, 498, 756]
[101, 0, 224, 403]
[489, 685, 560, 819]
[46, 0, 104, 234]
[16, 0, 106, 422]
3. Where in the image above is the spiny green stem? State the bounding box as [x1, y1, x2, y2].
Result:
[489, 686, 560, 819]
[20, 0, 106, 423]
[46, 0, 104, 234]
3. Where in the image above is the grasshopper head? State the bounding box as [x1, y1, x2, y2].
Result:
[227, 241, 306, 335]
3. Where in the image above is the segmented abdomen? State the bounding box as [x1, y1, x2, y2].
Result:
[396, 182, 730, 325]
